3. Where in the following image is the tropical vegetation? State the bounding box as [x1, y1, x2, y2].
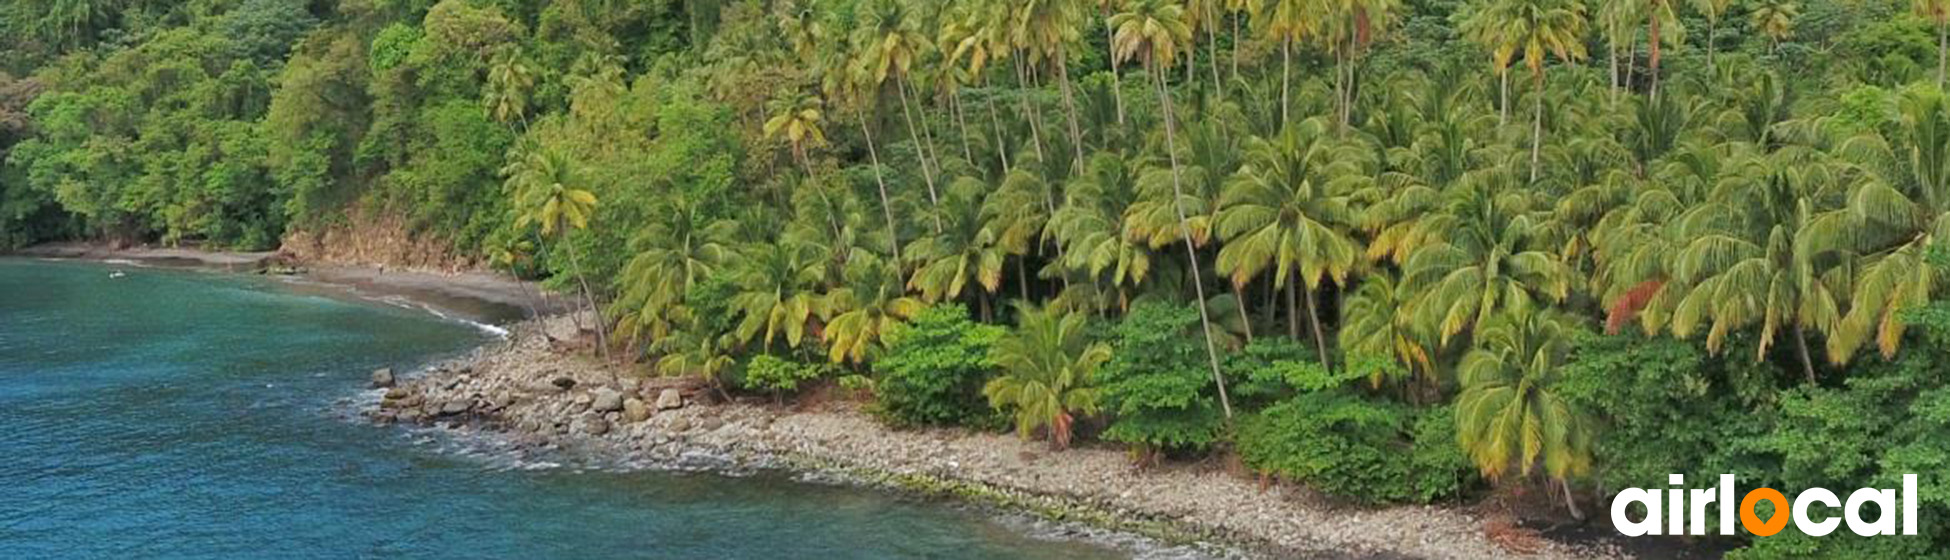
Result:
[6, 0, 1950, 554]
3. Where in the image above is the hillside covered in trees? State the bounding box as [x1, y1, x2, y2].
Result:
[6, 0, 1950, 555]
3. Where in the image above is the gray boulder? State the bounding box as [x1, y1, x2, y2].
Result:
[623, 398, 651, 423]
[655, 388, 684, 410]
[591, 388, 625, 413]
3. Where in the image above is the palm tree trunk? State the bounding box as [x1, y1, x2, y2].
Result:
[1014, 56, 1049, 164]
[896, 77, 944, 227]
[906, 78, 946, 172]
[1230, 13, 1241, 83]
[1304, 284, 1332, 372]
[1706, 19, 1717, 73]
[1649, 9, 1663, 100]
[1154, 64, 1234, 420]
[859, 112, 905, 260]
[1057, 52, 1087, 173]
[1530, 69, 1545, 183]
[1287, 280, 1301, 340]
[1561, 477, 1586, 520]
[1103, 12, 1126, 125]
[1205, 7, 1224, 102]
[564, 235, 610, 361]
[984, 80, 1013, 172]
[1281, 38, 1292, 124]
[1939, 19, 1947, 88]
[1795, 325, 1817, 384]
[1233, 281, 1253, 343]
[1498, 67, 1509, 125]
[953, 88, 975, 165]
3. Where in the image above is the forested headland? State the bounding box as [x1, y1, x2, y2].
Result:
[5, 0, 1950, 555]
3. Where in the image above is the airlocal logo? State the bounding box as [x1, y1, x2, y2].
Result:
[1611, 474, 1918, 537]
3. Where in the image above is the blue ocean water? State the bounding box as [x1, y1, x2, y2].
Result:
[0, 259, 1123, 559]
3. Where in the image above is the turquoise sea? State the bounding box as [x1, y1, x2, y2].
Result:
[0, 259, 1128, 559]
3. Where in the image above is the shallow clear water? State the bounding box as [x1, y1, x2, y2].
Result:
[0, 259, 1124, 559]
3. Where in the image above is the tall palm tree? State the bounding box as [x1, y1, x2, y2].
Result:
[857, 0, 945, 216]
[1113, 0, 1234, 419]
[985, 302, 1109, 449]
[1250, 0, 1321, 123]
[484, 49, 535, 130]
[1482, 0, 1588, 182]
[1921, 0, 1950, 87]
[1015, 0, 1090, 171]
[507, 147, 609, 356]
[1455, 308, 1593, 518]
[1750, 0, 1798, 55]
[1214, 119, 1365, 369]
[1691, 0, 1729, 71]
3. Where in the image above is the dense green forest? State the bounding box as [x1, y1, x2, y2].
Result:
[6, 0, 1950, 554]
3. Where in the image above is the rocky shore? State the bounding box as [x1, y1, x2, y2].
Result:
[366, 315, 1621, 560]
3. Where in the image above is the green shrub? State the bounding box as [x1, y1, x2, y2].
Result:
[872, 305, 1006, 429]
[1097, 302, 1225, 454]
[740, 354, 833, 402]
[1234, 358, 1466, 504]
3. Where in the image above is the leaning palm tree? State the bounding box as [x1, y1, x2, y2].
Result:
[984, 302, 1109, 449]
[1112, 0, 1234, 419]
[1213, 118, 1365, 370]
[507, 147, 609, 357]
[1455, 307, 1593, 519]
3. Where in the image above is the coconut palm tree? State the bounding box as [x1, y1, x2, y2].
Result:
[984, 302, 1109, 449]
[1214, 118, 1365, 369]
[507, 146, 609, 356]
[856, 0, 944, 215]
[1250, 0, 1321, 123]
[1113, 0, 1234, 419]
[1691, 0, 1729, 71]
[484, 49, 534, 130]
[1051, 151, 1152, 310]
[612, 198, 732, 346]
[1920, 0, 1950, 87]
[1339, 272, 1436, 393]
[728, 238, 830, 352]
[1480, 0, 1588, 182]
[1821, 87, 1950, 361]
[1403, 174, 1573, 346]
[824, 252, 926, 364]
[1455, 307, 1593, 518]
[1750, 0, 1797, 55]
[1014, 0, 1090, 171]
[907, 176, 1008, 320]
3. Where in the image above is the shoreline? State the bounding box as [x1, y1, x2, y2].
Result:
[9, 242, 1625, 558]
[7, 241, 554, 326]
[372, 315, 1622, 560]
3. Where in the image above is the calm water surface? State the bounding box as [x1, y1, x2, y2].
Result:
[0, 259, 1127, 559]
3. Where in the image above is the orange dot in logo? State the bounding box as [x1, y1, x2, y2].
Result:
[1741, 488, 1790, 536]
